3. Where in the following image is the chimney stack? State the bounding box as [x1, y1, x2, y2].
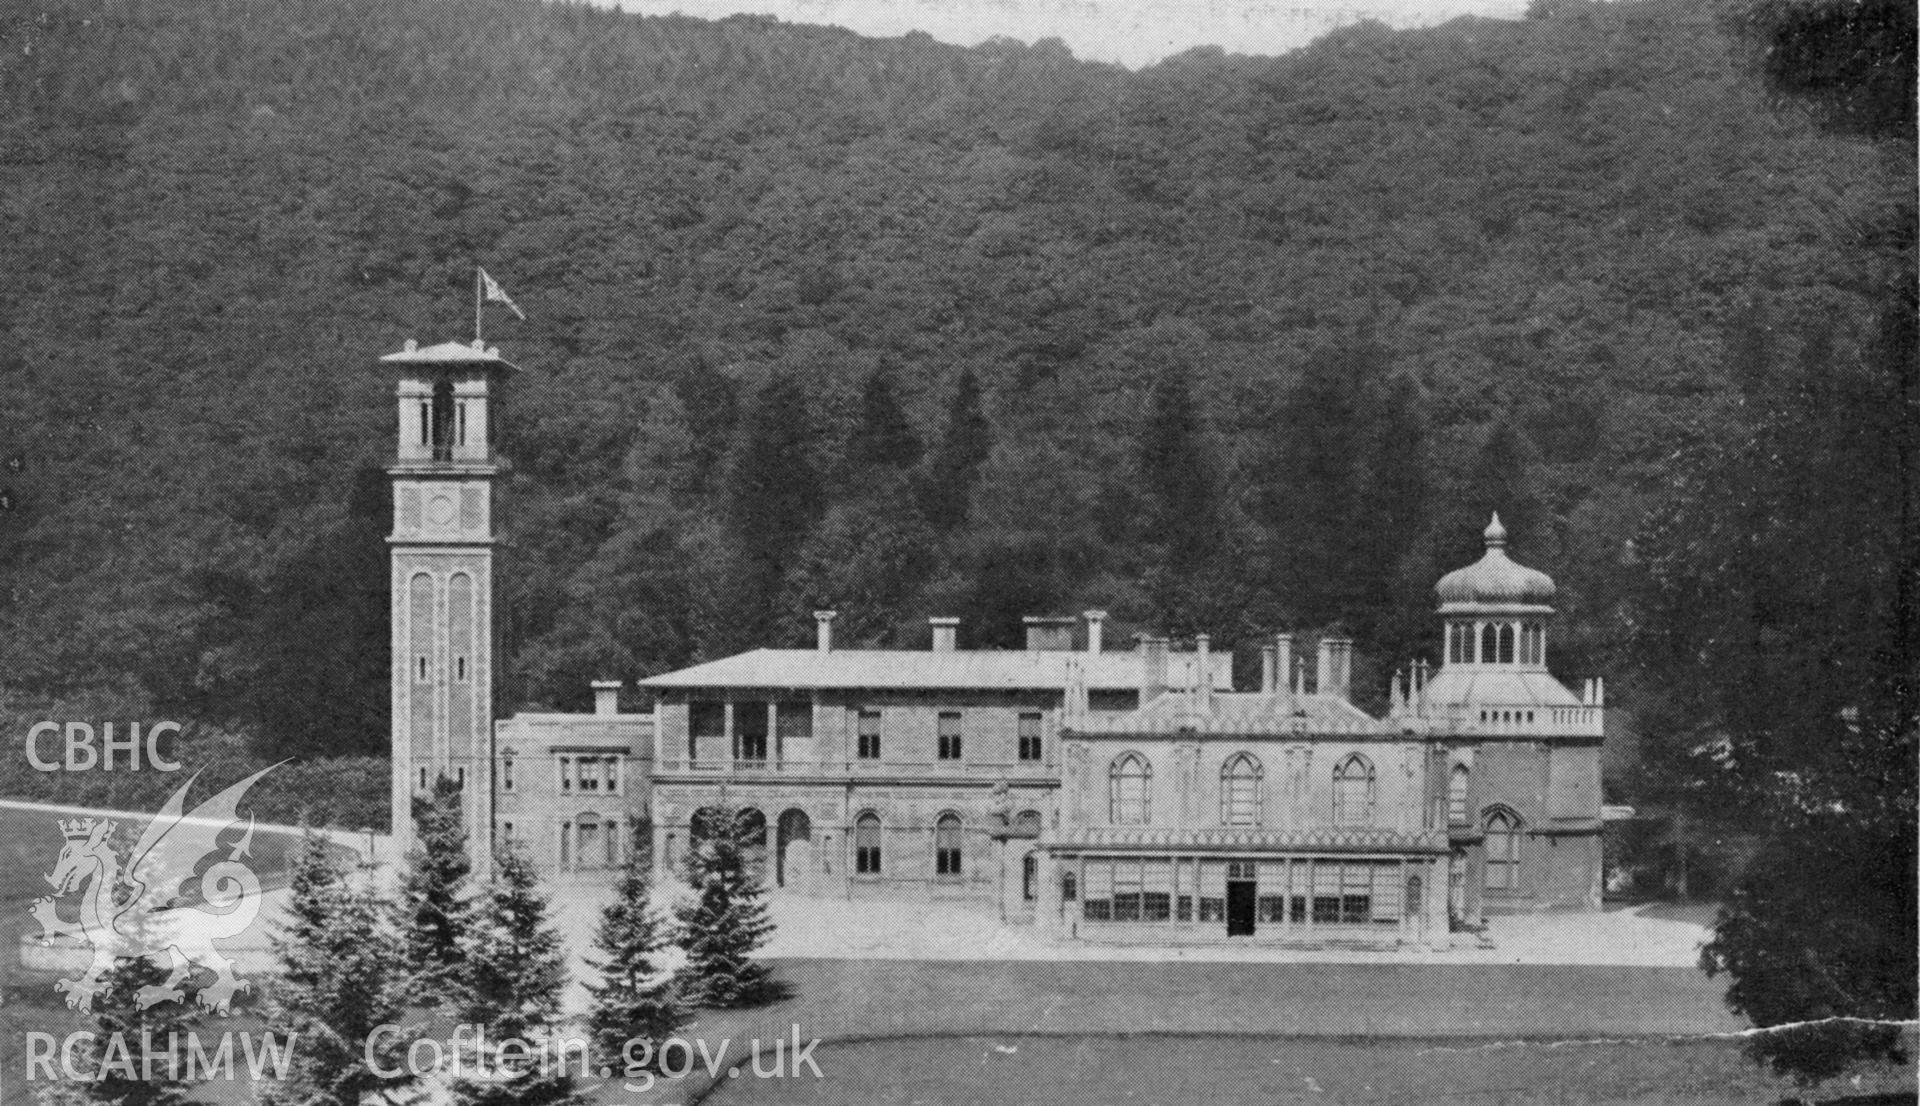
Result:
[1195, 633, 1214, 712]
[814, 610, 836, 653]
[592, 679, 622, 717]
[1260, 644, 1278, 694]
[1275, 633, 1293, 697]
[1318, 636, 1353, 701]
[930, 617, 959, 653]
[1083, 609, 1107, 654]
[1023, 615, 1076, 652]
[1141, 635, 1169, 702]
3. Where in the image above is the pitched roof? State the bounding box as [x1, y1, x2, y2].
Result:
[638, 648, 1230, 692]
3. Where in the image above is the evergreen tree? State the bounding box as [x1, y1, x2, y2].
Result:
[395, 774, 473, 1009]
[847, 364, 923, 473]
[723, 372, 823, 641]
[586, 831, 682, 1075]
[71, 895, 202, 1106]
[1140, 364, 1218, 575]
[263, 832, 415, 1106]
[455, 844, 578, 1106]
[673, 811, 777, 1009]
[918, 366, 991, 533]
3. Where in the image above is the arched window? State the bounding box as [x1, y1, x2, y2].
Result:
[1497, 623, 1516, 663]
[1221, 754, 1262, 826]
[1110, 754, 1151, 825]
[1448, 764, 1470, 825]
[1480, 623, 1498, 664]
[1332, 755, 1375, 826]
[1022, 853, 1038, 901]
[1484, 809, 1520, 891]
[1014, 809, 1042, 835]
[1521, 622, 1544, 665]
[934, 814, 963, 876]
[854, 813, 882, 875]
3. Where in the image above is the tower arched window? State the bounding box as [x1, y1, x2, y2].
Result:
[854, 812, 882, 875]
[1332, 754, 1375, 826]
[1221, 754, 1262, 826]
[1110, 754, 1152, 825]
[934, 813, 964, 876]
[1485, 809, 1521, 891]
[1497, 623, 1516, 663]
[1448, 764, 1469, 825]
[1480, 623, 1498, 665]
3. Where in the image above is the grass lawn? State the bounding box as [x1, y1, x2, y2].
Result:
[693, 1033, 1920, 1106]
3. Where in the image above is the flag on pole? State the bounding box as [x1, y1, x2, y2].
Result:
[478, 268, 526, 320]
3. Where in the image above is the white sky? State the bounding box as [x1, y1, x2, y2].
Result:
[611, 0, 1530, 68]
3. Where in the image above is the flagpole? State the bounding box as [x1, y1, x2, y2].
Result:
[474, 268, 483, 344]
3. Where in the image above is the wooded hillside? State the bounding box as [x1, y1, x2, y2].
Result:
[0, 0, 1904, 770]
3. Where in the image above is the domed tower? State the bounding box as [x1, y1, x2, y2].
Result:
[1423, 513, 1603, 917]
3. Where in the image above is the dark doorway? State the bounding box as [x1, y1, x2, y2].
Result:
[1226, 880, 1257, 936]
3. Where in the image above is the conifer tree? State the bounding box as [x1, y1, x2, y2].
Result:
[918, 366, 991, 533]
[673, 811, 776, 1008]
[723, 372, 823, 641]
[847, 364, 923, 473]
[586, 832, 682, 1074]
[75, 936, 201, 1106]
[263, 831, 415, 1106]
[395, 774, 472, 1009]
[455, 844, 578, 1106]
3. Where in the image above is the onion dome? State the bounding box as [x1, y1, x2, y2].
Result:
[1435, 513, 1556, 612]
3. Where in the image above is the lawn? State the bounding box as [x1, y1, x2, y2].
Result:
[693, 1033, 1920, 1106]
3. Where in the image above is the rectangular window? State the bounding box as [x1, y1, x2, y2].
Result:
[1088, 689, 1140, 712]
[502, 756, 515, 793]
[1018, 712, 1043, 762]
[1258, 896, 1287, 923]
[454, 656, 468, 682]
[501, 821, 513, 839]
[1022, 854, 1037, 901]
[1063, 870, 1077, 902]
[857, 710, 882, 760]
[559, 757, 571, 792]
[580, 757, 599, 791]
[937, 712, 963, 761]
[415, 655, 430, 682]
[605, 757, 619, 795]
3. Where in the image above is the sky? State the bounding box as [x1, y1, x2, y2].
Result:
[610, 0, 1531, 68]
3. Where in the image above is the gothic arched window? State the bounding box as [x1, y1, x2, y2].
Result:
[1110, 754, 1151, 825]
[1485, 808, 1521, 891]
[1448, 764, 1470, 825]
[1221, 754, 1262, 826]
[1332, 754, 1375, 827]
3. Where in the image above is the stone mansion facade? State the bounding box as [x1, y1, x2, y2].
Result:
[384, 337, 1605, 945]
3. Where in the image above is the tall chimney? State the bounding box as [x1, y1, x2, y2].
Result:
[1319, 636, 1353, 700]
[1195, 633, 1214, 712]
[1260, 644, 1278, 694]
[930, 617, 959, 653]
[1024, 615, 1076, 651]
[1083, 609, 1107, 654]
[1142, 635, 1169, 702]
[1276, 634, 1293, 697]
[814, 610, 836, 653]
[592, 679, 621, 716]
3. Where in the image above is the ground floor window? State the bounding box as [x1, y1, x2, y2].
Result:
[1070, 855, 1411, 929]
[855, 813, 882, 875]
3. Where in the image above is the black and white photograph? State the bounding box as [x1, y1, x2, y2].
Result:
[0, 0, 1912, 1102]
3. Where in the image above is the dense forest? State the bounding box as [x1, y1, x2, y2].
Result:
[0, 0, 1905, 784]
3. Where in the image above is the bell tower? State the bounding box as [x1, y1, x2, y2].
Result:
[384, 337, 514, 879]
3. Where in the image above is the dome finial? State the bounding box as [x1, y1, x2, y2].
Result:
[1484, 512, 1507, 548]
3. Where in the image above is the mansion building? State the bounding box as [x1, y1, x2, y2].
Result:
[384, 337, 1605, 945]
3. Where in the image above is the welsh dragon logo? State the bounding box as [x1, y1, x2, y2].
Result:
[29, 765, 280, 1015]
